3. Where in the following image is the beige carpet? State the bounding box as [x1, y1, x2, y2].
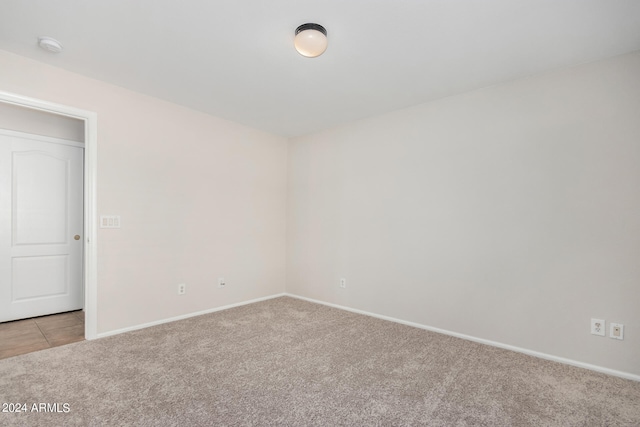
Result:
[1, 296, 639, 426]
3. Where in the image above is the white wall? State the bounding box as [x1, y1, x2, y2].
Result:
[287, 52, 640, 376]
[0, 50, 288, 334]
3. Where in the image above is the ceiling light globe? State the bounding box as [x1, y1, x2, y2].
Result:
[294, 23, 327, 58]
[38, 36, 63, 53]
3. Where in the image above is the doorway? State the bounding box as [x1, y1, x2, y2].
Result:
[0, 91, 97, 341]
[0, 130, 84, 322]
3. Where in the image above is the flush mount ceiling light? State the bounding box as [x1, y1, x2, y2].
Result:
[294, 23, 327, 58]
[38, 36, 63, 53]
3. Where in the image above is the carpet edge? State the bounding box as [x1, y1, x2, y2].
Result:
[284, 292, 640, 382]
[94, 293, 287, 339]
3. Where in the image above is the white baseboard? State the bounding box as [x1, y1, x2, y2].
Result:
[95, 293, 287, 339]
[285, 293, 640, 382]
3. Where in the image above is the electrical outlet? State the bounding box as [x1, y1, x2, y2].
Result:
[339, 278, 346, 289]
[177, 283, 186, 295]
[218, 277, 226, 288]
[591, 318, 605, 336]
[610, 323, 624, 340]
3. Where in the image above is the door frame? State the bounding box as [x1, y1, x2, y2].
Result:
[0, 91, 98, 340]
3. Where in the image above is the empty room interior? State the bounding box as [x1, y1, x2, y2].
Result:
[1, 1, 640, 425]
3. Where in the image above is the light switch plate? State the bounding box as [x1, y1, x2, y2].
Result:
[100, 215, 121, 228]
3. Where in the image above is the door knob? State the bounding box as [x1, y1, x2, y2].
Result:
[74, 235, 81, 240]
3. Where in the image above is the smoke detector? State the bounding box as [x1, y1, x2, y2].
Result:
[38, 36, 63, 53]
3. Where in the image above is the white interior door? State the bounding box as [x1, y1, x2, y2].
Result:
[0, 131, 84, 322]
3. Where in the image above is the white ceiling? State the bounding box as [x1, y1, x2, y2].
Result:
[1, 1, 640, 137]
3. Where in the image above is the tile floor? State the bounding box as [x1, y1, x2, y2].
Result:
[0, 311, 85, 360]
